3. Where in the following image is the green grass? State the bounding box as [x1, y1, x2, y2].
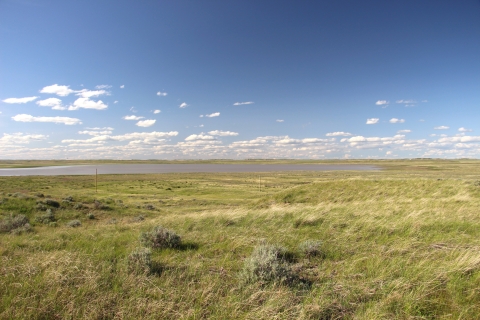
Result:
[1, 160, 480, 318]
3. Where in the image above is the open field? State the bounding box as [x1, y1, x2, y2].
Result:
[2, 160, 480, 319]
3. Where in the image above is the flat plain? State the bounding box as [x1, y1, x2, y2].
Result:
[1, 159, 480, 319]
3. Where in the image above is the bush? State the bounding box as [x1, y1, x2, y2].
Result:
[127, 247, 152, 275]
[0, 214, 30, 233]
[140, 226, 181, 249]
[240, 243, 297, 286]
[73, 203, 84, 210]
[86, 212, 95, 219]
[35, 209, 56, 224]
[44, 199, 60, 208]
[67, 220, 81, 228]
[298, 240, 323, 257]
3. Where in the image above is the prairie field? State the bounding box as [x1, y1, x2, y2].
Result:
[1, 160, 480, 319]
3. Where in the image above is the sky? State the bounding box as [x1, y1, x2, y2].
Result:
[1, 0, 480, 160]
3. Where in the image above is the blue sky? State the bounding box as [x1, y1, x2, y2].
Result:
[1, 0, 480, 159]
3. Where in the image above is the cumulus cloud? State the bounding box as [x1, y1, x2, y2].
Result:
[389, 118, 405, 124]
[68, 98, 108, 110]
[120, 85, 125, 88]
[375, 100, 389, 106]
[95, 85, 112, 89]
[86, 127, 114, 130]
[12, 114, 82, 125]
[434, 126, 449, 130]
[459, 127, 473, 132]
[233, 101, 254, 106]
[205, 112, 220, 118]
[276, 119, 284, 122]
[179, 102, 189, 108]
[36, 98, 66, 110]
[326, 132, 351, 137]
[366, 118, 379, 124]
[123, 115, 144, 120]
[0, 133, 48, 144]
[40, 84, 75, 96]
[3, 96, 38, 104]
[185, 134, 215, 141]
[153, 110, 161, 114]
[136, 119, 156, 127]
[75, 89, 109, 98]
[114, 101, 118, 104]
[208, 130, 238, 136]
[157, 91, 167, 96]
[79, 130, 113, 136]
[397, 129, 411, 134]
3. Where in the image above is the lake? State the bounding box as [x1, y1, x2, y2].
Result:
[0, 164, 379, 176]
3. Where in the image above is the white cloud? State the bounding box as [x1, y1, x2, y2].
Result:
[130, 106, 137, 113]
[86, 127, 114, 130]
[40, 84, 74, 96]
[434, 126, 449, 130]
[208, 130, 239, 136]
[233, 101, 254, 106]
[136, 119, 156, 127]
[396, 100, 417, 104]
[123, 115, 144, 120]
[12, 114, 82, 125]
[459, 127, 473, 132]
[179, 102, 189, 108]
[397, 129, 411, 134]
[366, 118, 379, 124]
[75, 89, 109, 98]
[36, 98, 66, 110]
[113, 131, 177, 140]
[206, 112, 220, 118]
[157, 91, 167, 96]
[386, 151, 392, 155]
[153, 110, 161, 114]
[68, 98, 108, 110]
[120, 85, 125, 89]
[375, 100, 389, 106]
[276, 119, 284, 123]
[79, 130, 113, 136]
[199, 115, 204, 118]
[114, 101, 119, 104]
[389, 118, 405, 124]
[3, 96, 38, 104]
[185, 134, 215, 141]
[326, 132, 351, 137]
[0, 133, 48, 144]
[95, 85, 112, 89]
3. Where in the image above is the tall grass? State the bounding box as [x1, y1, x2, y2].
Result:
[1, 160, 480, 318]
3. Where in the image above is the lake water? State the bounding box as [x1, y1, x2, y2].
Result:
[0, 164, 379, 176]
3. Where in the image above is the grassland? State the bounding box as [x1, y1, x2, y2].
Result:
[1, 159, 480, 319]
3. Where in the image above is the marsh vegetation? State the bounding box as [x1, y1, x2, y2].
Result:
[1, 159, 480, 319]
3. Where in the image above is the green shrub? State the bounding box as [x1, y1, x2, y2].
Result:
[298, 240, 323, 257]
[240, 243, 297, 286]
[67, 220, 81, 228]
[73, 203, 84, 210]
[140, 226, 181, 249]
[127, 247, 152, 275]
[86, 212, 95, 219]
[44, 199, 60, 208]
[0, 214, 31, 233]
[35, 209, 56, 224]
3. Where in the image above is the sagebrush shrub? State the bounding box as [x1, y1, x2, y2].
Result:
[127, 247, 152, 275]
[0, 214, 30, 233]
[240, 243, 296, 286]
[298, 240, 323, 257]
[35, 209, 56, 224]
[140, 226, 181, 249]
[67, 220, 81, 228]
